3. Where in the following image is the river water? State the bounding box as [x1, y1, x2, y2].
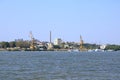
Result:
[0, 51, 120, 80]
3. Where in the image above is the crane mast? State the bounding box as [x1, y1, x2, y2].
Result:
[29, 31, 35, 50]
[80, 35, 84, 51]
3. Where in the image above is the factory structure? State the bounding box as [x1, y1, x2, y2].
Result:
[27, 31, 87, 51]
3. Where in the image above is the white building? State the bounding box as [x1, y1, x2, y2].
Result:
[54, 38, 62, 45]
[100, 45, 106, 50]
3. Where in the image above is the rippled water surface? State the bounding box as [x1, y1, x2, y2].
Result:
[0, 51, 120, 80]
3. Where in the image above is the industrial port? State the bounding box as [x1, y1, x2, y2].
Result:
[0, 31, 120, 52]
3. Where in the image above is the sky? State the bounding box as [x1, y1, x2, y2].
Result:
[0, 0, 120, 44]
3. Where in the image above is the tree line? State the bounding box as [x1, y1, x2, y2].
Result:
[0, 40, 120, 51]
[105, 45, 120, 51]
[0, 41, 30, 48]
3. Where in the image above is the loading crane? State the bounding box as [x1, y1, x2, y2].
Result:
[80, 35, 84, 51]
[29, 31, 36, 50]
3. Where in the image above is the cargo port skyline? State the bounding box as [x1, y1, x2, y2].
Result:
[0, 30, 119, 45]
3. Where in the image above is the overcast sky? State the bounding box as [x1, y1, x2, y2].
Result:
[0, 0, 120, 44]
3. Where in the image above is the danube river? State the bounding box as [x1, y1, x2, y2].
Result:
[0, 51, 120, 80]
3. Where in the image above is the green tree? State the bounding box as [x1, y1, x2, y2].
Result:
[9, 41, 16, 48]
[53, 45, 61, 49]
[0, 42, 9, 48]
[105, 45, 120, 51]
[15, 41, 30, 48]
